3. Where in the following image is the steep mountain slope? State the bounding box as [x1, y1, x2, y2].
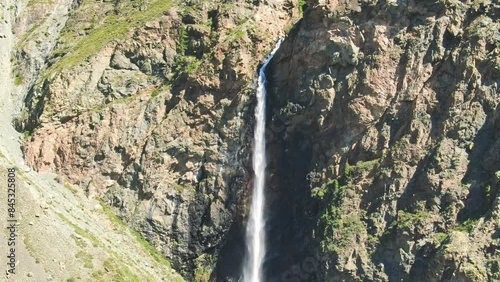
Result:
[9, 0, 500, 281]
[1, 1, 183, 281]
[11, 0, 300, 280]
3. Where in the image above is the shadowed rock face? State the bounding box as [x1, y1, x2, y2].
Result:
[13, 0, 499, 281]
[265, 0, 500, 281]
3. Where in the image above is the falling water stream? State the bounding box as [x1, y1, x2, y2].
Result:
[243, 41, 282, 282]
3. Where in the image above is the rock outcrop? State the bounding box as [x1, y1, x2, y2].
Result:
[12, 0, 499, 281]
[14, 0, 300, 279]
[267, 0, 499, 281]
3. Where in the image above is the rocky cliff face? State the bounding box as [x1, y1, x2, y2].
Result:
[13, 0, 300, 279]
[13, 0, 499, 281]
[267, 0, 499, 281]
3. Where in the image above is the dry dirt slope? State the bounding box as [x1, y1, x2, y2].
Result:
[0, 153, 186, 282]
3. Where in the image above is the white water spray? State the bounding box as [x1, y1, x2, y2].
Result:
[243, 40, 282, 282]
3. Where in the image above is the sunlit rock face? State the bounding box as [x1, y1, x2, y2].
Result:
[14, 0, 500, 280]
[15, 0, 298, 279]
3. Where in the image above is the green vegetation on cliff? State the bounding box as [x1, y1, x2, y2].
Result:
[49, 0, 177, 74]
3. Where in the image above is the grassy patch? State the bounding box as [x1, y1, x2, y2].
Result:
[102, 259, 140, 282]
[71, 234, 89, 248]
[432, 232, 449, 246]
[98, 200, 171, 267]
[177, 24, 188, 55]
[169, 10, 258, 82]
[14, 73, 24, 86]
[345, 158, 380, 179]
[194, 254, 214, 282]
[16, 20, 44, 47]
[367, 233, 380, 249]
[48, 0, 177, 74]
[169, 23, 202, 82]
[23, 236, 44, 267]
[226, 27, 246, 43]
[27, 0, 54, 6]
[75, 251, 94, 269]
[456, 218, 479, 234]
[91, 270, 104, 279]
[172, 182, 187, 193]
[317, 180, 345, 222]
[298, 0, 307, 15]
[312, 179, 366, 252]
[56, 212, 100, 247]
[130, 229, 171, 267]
[312, 179, 341, 200]
[64, 181, 79, 194]
[23, 237, 35, 256]
[314, 183, 367, 253]
[485, 185, 493, 201]
[98, 199, 127, 229]
[171, 55, 201, 80]
[392, 209, 431, 231]
[22, 131, 31, 139]
[151, 84, 169, 97]
[328, 215, 366, 252]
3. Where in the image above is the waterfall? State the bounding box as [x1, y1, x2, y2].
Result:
[243, 40, 282, 282]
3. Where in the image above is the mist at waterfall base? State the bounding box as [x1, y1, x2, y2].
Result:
[242, 41, 282, 282]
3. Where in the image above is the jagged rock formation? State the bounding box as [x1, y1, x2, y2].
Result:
[12, 0, 499, 281]
[2, 1, 183, 281]
[13, 0, 299, 279]
[267, 0, 499, 281]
